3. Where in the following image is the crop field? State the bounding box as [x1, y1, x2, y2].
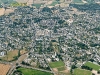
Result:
[0, 63, 11, 75]
[73, 68, 92, 75]
[10, 2, 27, 7]
[15, 67, 53, 75]
[84, 62, 100, 70]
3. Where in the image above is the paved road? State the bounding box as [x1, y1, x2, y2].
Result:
[43, 53, 57, 75]
[7, 53, 28, 75]
[0, 52, 54, 75]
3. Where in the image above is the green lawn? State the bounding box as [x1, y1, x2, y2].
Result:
[17, 67, 53, 75]
[84, 62, 100, 71]
[74, 68, 92, 75]
[49, 61, 65, 68]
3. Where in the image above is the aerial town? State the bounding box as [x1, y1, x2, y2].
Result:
[0, 0, 100, 75]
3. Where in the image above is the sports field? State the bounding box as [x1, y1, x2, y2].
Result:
[49, 61, 65, 68]
[73, 68, 92, 75]
[15, 67, 53, 75]
[84, 62, 100, 70]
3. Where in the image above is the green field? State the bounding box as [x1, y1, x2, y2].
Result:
[16, 67, 53, 75]
[0, 0, 14, 4]
[49, 0, 60, 6]
[72, 0, 83, 4]
[74, 68, 92, 75]
[32, 4, 43, 8]
[85, 0, 94, 3]
[49, 61, 65, 68]
[71, 0, 95, 4]
[84, 62, 100, 70]
[10, 2, 27, 7]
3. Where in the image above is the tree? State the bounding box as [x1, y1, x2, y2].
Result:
[81, 65, 92, 71]
[58, 20, 65, 25]
[97, 70, 100, 74]
[89, 59, 94, 62]
[70, 68, 73, 74]
[71, 65, 77, 69]
[92, 73, 95, 75]
[18, 50, 20, 57]
[42, 7, 52, 13]
[53, 26, 57, 33]
[70, 65, 77, 74]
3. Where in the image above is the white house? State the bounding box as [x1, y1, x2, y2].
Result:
[0, 51, 6, 56]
